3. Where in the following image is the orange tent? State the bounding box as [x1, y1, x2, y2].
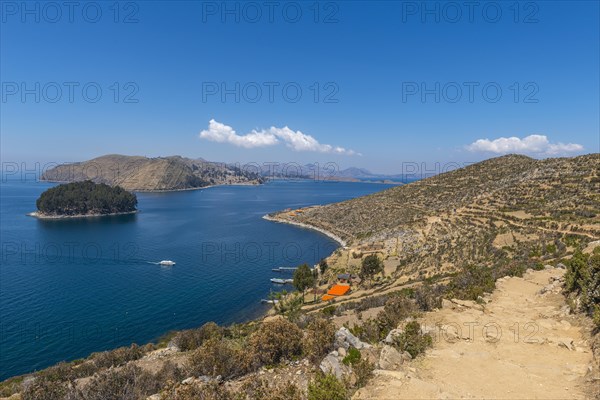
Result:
[327, 284, 350, 296]
[321, 294, 335, 301]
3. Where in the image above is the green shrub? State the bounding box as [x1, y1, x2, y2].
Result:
[565, 252, 600, 329]
[308, 373, 349, 400]
[342, 347, 361, 366]
[321, 305, 337, 317]
[393, 321, 432, 358]
[303, 317, 336, 363]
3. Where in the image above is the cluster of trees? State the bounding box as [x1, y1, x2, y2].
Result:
[36, 181, 137, 216]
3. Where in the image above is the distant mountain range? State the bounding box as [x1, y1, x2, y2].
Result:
[41, 155, 409, 191]
[261, 164, 406, 183]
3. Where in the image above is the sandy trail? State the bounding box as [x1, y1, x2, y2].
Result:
[354, 268, 594, 399]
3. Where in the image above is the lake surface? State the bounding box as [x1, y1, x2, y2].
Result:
[0, 179, 393, 380]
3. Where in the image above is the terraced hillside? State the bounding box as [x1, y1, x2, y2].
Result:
[41, 154, 264, 191]
[271, 154, 600, 281]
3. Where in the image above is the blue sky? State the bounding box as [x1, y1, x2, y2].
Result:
[1, 0, 598, 173]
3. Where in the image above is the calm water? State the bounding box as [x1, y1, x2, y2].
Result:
[0, 179, 392, 380]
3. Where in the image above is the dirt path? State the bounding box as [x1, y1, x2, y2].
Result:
[354, 268, 594, 399]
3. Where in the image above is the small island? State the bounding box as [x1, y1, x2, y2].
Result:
[30, 180, 138, 219]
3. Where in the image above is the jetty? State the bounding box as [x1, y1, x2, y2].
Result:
[271, 267, 298, 272]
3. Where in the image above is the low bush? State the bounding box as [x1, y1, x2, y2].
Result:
[352, 358, 374, 388]
[248, 318, 303, 365]
[375, 295, 416, 340]
[240, 379, 303, 400]
[22, 378, 68, 400]
[91, 344, 146, 369]
[564, 250, 600, 329]
[174, 322, 224, 351]
[155, 361, 186, 387]
[189, 338, 253, 379]
[447, 264, 495, 301]
[75, 364, 157, 400]
[413, 284, 445, 311]
[341, 347, 361, 366]
[307, 373, 349, 400]
[393, 321, 432, 358]
[163, 381, 234, 400]
[349, 318, 381, 344]
[303, 317, 336, 363]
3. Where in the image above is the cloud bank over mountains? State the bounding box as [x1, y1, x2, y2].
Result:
[199, 119, 360, 156]
[467, 134, 583, 156]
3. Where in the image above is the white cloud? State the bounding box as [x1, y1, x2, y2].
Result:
[199, 120, 360, 156]
[467, 134, 583, 156]
[199, 119, 278, 148]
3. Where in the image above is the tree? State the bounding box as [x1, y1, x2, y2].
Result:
[360, 254, 383, 285]
[293, 263, 315, 302]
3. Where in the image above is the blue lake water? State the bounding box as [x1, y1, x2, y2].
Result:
[0, 179, 392, 380]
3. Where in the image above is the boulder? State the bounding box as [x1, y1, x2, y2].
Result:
[320, 352, 348, 379]
[378, 345, 404, 370]
[384, 328, 403, 344]
[335, 327, 372, 350]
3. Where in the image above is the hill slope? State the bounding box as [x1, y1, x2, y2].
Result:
[272, 154, 599, 243]
[41, 155, 264, 191]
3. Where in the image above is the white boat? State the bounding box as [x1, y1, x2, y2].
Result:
[270, 278, 293, 284]
[159, 260, 176, 266]
[261, 299, 280, 304]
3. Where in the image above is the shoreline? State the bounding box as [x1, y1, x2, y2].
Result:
[263, 214, 347, 247]
[28, 210, 139, 219]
